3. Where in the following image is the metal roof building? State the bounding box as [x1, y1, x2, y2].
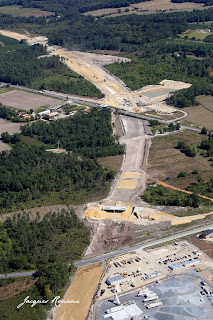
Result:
[169, 263, 182, 271]
[182, 259, 201, 267]
[200, 229, 213, 239]
[106, 274, 125, 286]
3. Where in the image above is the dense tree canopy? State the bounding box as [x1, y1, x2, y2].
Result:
[0, 109, 123, 211]
[0, 42, 103, 97]
[1, 208, 90, 297]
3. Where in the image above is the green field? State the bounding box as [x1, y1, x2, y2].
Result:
[0, 5, 54, 17]
[0, 86, 14, 94]
[181, 30, 213, 40]
[0, 289, 46, 320]
[189, 21, 213, 29]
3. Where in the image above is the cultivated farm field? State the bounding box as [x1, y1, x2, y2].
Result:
[147, 130, 213, 189]
[182, 105, 213, 130]
[84, 0, 209, 17]
[0, 118, 22, 151]
[0, 90, 61, 110]
[196, 95, 213, 112]
[0, 5, 54, 17]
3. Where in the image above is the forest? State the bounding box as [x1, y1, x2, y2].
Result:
[172, 0, 213, 6]
[0, 109, 123, 211]
[166, 80, 213, 108]
[0, 0, 148, 13]
[0, 38, 103, 98]
[0, 209, 90, 298]
[106, 55, 212, 90]
[16, 108, 124, 158]
[143, 184, 206, 207]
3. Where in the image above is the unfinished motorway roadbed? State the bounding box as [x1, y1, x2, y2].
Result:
[107, 115, 151, 203]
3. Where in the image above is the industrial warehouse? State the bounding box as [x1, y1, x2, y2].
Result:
[96, 240, 213, 320]
[97, 275, 213, 320]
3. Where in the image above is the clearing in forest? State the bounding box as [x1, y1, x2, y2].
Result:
[0, 5, 54, 17]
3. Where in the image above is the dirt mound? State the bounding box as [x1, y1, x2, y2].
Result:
[85, 220, 133, 257]
[0, 277, 37, 300]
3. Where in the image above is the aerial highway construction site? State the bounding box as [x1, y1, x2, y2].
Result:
[0, 29, 212, 320]
[0, 29, 190, 118]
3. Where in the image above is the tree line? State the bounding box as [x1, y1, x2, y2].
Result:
[0, 41, 103, 98]
[0, 209, 90, 299]
[106, 55, 212, 90]
[166, 80, 213, 108]
[16, 108, 124, 158]
[172, 0, 213, 6]
[0, 109, 123, 211]
[143, 184, 202, 207]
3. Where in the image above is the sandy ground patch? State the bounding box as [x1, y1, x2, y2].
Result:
[85, 204, 133, 220]
[54, 263, 105, 320]
[69, 51, 130, 66]
[0, 140, 11, 152]
[158, 180, 213, 202]
[0, 30, 48, 45]
[46, 148, 67, 154]
[171, 211, 213, 226]
[120, 171, 141, 179]
[0, 30, 184, 116]
[115, 179, 138, 189]
[0, 90, 60, 110]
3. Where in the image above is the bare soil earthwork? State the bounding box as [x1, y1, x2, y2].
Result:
[0, 277, 37, 300]
[147, 130, 213, 189]
[0, 90, 60, 110]
[85, 220, 133, 257]
[190, 236, 213, 259]
[53, 263, 105, 320]
[0, 5, 54, 17]
[84, 0, 209, 17]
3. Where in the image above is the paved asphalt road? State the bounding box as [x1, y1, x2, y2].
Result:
[74, 224, 213, 267]
[0, 271, 36, 279]
[8, 83, 201, 132]
[0, 225, 212, 278]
